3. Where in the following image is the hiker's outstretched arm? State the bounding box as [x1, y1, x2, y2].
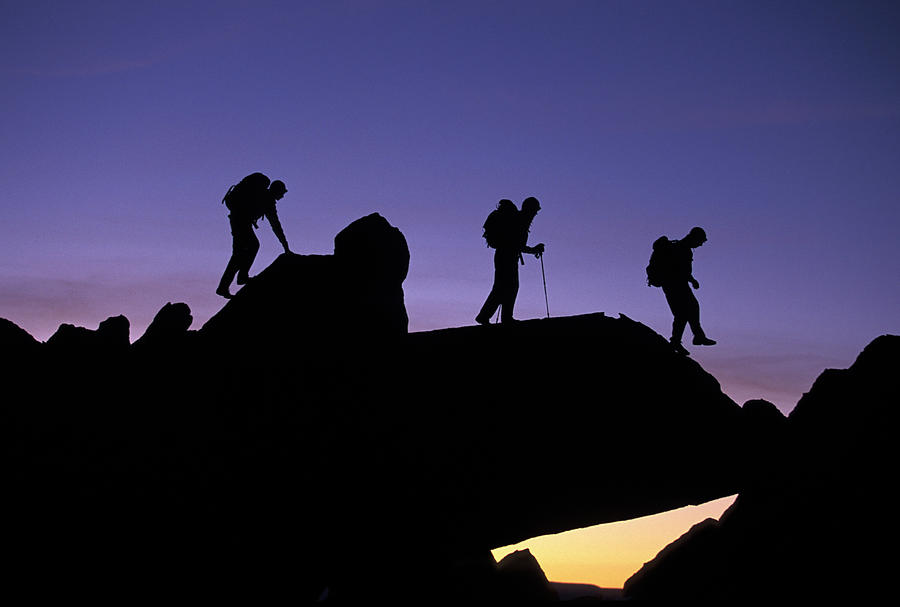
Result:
[267, 210, 290, 253]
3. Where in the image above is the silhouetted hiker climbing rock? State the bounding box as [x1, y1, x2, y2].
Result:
[646, 226, 715, 355]
[476, 197, 545, 325]
[201, 212, 409, 351]
[216, 172, 292, 299]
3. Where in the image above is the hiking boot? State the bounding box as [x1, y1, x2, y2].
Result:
[475, 314, 491, 326]
[236, 273, 252, 285]
[215, 287, 233, 299]
[693, 337, 717, 346]
[670, 340, 690, 356]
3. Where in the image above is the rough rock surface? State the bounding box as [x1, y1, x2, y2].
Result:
[45, 314, 130, 355]
[133, 301, 193, 350]
[623, 334, 899, 601]
[4, 214, 891, 600]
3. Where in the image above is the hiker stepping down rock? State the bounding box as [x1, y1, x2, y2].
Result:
[476, 196, 545, 325]
[216, 172, 292, 299]
[646, 226, 716, 355]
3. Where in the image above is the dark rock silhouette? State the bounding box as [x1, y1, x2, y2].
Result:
[45, 314, 130, 356]
[495, 549, 559, 600]
[2, 214, 895, 599]
[333, 212, 410, 334]
[133, 301, 193, 350]
[623, 334, 899, 601]
[1, 317, 41, 355]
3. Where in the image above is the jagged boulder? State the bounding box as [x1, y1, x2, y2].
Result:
[495, 549, 559, 601]
[334, 212, 409, 334]
[45, 314, 130, 355]
[133, 302, 193, 350]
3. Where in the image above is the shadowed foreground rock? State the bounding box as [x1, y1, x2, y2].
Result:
[3, 214, 891, 600]
[623, 334, 899, 601]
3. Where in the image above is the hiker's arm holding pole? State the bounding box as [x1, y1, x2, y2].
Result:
[524, 242, 545, 258]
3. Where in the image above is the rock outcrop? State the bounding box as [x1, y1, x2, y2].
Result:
[623, 334, 899, 601]
[1, 317, 41, 353]
[45, 314, 130, 356]
[199, 212, 409, 353]
[132, 301, 194, 350]
[3, 213, 892, 599]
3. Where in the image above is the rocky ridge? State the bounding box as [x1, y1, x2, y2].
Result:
[3, 213, 893, 599]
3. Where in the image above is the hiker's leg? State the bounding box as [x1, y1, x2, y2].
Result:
[477, 250, 510, 323]
[671, 316, 687, 344]
[217, 254, 240, 294]
[236, 228, 260, 283]
[477, 289, 500, 323]
[664, 285, 688, 343]
[217, 218, 247, 295]
[684, 290, 706, 339]
[499, 252, 519, 323]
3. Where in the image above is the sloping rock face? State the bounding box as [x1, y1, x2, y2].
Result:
[623, 334, 899, 601]
[2, 214, 773, 599]
[1, 317, 41, 355]
[494, 549, 559, 600]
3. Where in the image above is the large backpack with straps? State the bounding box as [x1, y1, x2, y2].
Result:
[222, 172, 270, 215]
[646, 235, 675, 287]
[482, 199, 518, 249]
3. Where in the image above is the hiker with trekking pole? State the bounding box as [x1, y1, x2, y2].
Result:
[476, 196, 546, 325]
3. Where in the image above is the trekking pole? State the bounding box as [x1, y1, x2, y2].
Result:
[540, 254, 550, 318]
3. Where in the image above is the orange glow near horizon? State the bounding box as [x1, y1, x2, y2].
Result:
[491, 495, 737, 589]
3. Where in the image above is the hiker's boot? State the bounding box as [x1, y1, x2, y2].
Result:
[693, 336, 717, 346]
[475, 314, 491, 326]
[236, 273, 251, 286]
[670, 339, 690, 356]
[215, 286, 233, 299]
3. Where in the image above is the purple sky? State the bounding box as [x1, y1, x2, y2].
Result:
[2, 1, 899, 415]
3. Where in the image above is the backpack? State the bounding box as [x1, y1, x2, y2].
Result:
[646, 236, 674, 287]
[482, 200, 518, 249]
[222, 172, 270, 215]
